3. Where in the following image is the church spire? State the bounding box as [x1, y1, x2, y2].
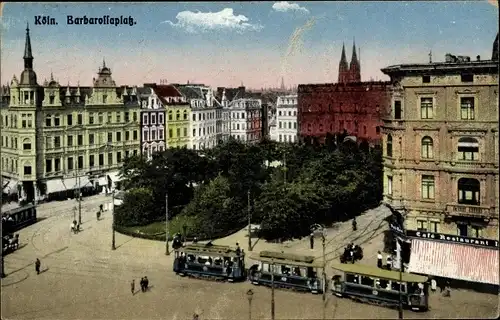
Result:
[24, 22, 34, 69]
[349, 39, 361, 83]
[338, 42, 349, 83]
[103, 58, 106, 68]
[350, 39, 359, 67]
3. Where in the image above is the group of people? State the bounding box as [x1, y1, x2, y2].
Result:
[376, 251, 393, 270]
[130, 277, 150, 295]
[70, 220, 80, 234]
[341, 243, 363, 263]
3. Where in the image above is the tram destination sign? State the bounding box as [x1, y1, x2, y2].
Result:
[407, 230, 499, 249]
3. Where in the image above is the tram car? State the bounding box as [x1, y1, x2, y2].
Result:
[1, 204, 37, 234]
[331, 263, 429, 311]
[248, 251, 325, 294]
[173, 242, 246, 282]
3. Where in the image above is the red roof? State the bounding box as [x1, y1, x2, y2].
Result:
[153, 85, 182, 98]
[408, 239, 499, 285]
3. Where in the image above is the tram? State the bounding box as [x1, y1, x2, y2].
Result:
[173, 242, 246, 282]
[1, 204, 37, 234]
[331, 263, 429, 311]
[248, 251, 325, 294]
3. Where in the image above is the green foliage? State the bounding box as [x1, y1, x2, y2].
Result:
[114, 187, 155, 227]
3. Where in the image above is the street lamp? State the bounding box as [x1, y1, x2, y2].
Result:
[246, 289, 254, 320]
[111, 191, 116, 250]
[165, 193, 170, 255]
[247, 190, 252, 252]
[310, 223, 327, 320]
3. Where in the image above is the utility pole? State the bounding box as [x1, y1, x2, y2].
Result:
[111, 191, 116, 250]
[165, 193, 170, 255]
[247, 190, 252, 252]
[398, 238, 403, 319]
[1, 174, 5, 278]
[283, 150, 287, 186]
[271, 259, 275, 320]
[322, 231, 327, 320]
[78, 175, 82, 225]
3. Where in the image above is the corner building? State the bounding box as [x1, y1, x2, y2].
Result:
[381, 36, 499, 287]
[1, 26, 141, 202]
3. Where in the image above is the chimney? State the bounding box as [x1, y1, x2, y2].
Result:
[476, 55, 481, 61]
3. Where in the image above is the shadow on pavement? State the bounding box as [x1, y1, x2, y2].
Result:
[115, 237, 135, 249]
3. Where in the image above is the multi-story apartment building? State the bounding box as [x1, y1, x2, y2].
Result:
[155, 85, 191, 148]
[174, 84, 219, 150]
[1, 26, 141, 202]
[227, 98, 262, 143]
[381, 35, 499, 286]
[139, 86, 166, 160]
[274, 94, 298, 143]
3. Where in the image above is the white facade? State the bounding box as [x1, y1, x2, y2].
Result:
[227, 98, 262, 143]
[274, 94, 298, 143]
[139, 87, 166, 160]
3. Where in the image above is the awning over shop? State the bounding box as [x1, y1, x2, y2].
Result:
[63, 177, 92, 190]
[408, 239, 499, 285]
[3, 180, 18, 194]
[107, 171, 121, 183]
[46, 179, 67, 194]
[98, 177, 107, 186]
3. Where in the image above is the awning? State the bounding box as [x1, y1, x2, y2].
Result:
[63, 177, 92, 190]
[107, 171, 121, 183]
[98, 177, 107, 186]
[408, 239, 499, 285]
[3, 180, 18, 194]
[46, 179, 67, 194]
[458, 137, 479, 148]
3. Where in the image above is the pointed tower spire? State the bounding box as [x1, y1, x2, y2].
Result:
[349, 39, 361, 83]
[280, 76, 285, 90]
[103, 58, 106, 68]
[24, 22, 34, 69]
[338, 42, 349, 83]
[50, 71, 54, 81]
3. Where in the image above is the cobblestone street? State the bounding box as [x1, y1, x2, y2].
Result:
[2, 199, 498, 319]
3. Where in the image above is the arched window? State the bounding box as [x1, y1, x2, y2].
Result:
[386, 135, 393, 157]
[22, 138, 32, 150]
[176, 111, 180, 120]
[45, 114, 52, 127]
[184, 111, 188, 120]
[458, 178, 480, 205]
[421, 136, 433, 159]
[168, 111, 173, 121]
[458, 137, 479, 161]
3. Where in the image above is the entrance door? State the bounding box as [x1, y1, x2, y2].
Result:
[457, 224, 468, 237]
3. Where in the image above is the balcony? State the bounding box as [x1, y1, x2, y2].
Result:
[445, 203, 495, 219]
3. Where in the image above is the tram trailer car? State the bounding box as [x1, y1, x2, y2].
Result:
[248, 251, 325, 294]
[173, 243, 246, 282]
[1, 204, 37, 234]
[331, 263, 429, 311]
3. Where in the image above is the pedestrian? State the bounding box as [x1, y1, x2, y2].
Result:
[193, 313, 199, 320]
[352, 217, 357, 231]
[386, 254, 392, 270]
[310, 233, 314, 249]
[235, 242, 241, 256]
[144, 276, 149, 291]
[131, 279, 135, 295]
[140, 277, 145, 292]
[377, 251, 383, 268]
[430, 278, 437, 292]
[35, 258, 41, 275]
[99, 204, 103, 212]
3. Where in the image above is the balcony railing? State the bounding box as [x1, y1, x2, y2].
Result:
[446, 203, 495, 219]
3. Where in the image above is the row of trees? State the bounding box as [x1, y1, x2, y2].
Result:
[116, 134, 383, 240]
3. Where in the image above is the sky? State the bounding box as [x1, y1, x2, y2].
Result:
[1, 1, 498, 89]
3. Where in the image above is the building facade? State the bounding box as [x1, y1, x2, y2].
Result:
[1, 26, 140, 202]
[274, 94, 298, 143]
[227, 98, 262, 143]
[381, 36, 499, 286]
[139, 86, 166, 160]
[298, 41, 391, 144]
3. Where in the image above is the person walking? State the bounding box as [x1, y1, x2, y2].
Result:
[309, 233, 314, 249]
[377, 251, 383, 268]
[143, 276, 149, 291]
[99, 204, 103, 212]
[352, 217, 357, 231]
[386, 254, 392, 270]
[140, 277, 145, 292]
[130, 279, 135, 295]
[35, 258, 41, 275]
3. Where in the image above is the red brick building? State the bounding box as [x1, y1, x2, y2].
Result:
[298, 42, 391, 144]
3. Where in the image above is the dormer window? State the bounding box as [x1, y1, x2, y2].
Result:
[49, 95, 55, 104]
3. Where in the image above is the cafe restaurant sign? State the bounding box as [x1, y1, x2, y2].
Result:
[407, 230, 499, 249]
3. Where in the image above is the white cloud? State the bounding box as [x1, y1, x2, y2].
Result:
[163, 8, 263, 33]
[272, 2, 309, 14]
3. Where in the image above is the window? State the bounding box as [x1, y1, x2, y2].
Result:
[387, 176, 393, 195]
[23, 139, 32, 150]
[288, 122, 292, 129]
[461, 73, 473, 83]
[421, 175, 435, 200]
[98, 113, 104, 124]
[125, 150, 130, 158]
[125, 112, 130, 122]
[417, 220, 427, 231]
[429, 221, 439, 233]
[68, 114, 74, 126]
[363, 126, 367, 135]
[143, 114, 148, 125]
[159, 129, 164, 140]
[394, 101, 402, 119]
[116, 132, 121, 142]
[420, 98, 433, 119]
[169, 111, 173, 121]
[67, 157, 74, 170]
[193, 129, 196, 137]
[45, 159, 52, 173]
[460, 97, 475, 120]
[376, 126, 380, 134]
[159, 113, 164, 124]
[151, 129, 156, 140]
[458, 178, 480, 205]
[151, 114, 156, 124]
[177, 128, 181, 137]
[117, 152, 122, 163]
[67, 135, 75, 147]
[471, 226, 482, 238]
[77, 114, 83, 125]
[279, 122, 282, 129]
[125, 131, 130, 141]
[184, 128, 187, 136]
[457, 224, 468, 237]
[54, 136, 61, 148]
[422, 75, 431, 83]
[108, 133, 112, 143]
[169, 129, 173, 138]
[184, 112, 187, 120]
[89, 113, 94, 124]
[133, 112, 137, 122]
[78, 135, 83, 146]
[458, 137, 479, 160]
[54, 115, 60, 126]
[45, 115, 52, 127]
[421, 136, 433, 159]
[49, 96, 55, 104]
[108, 153, 113, 165]
[143, 129, 149, 141]
[103, 95, 107, 103]
[116, 112, 121, 123]
[89, 134, 95, 145]
[107, 112, 112, 123]
[55, 158, 60, 172]
[23, 166, 32, 175]
[99, 154, 104, 166]
[133, 150, 138, 156]
[176, 111, 180, 120]
[133, 131, 138, 140]
[279, 111, 282, 116]
[89, 155, 95, 167]
[78, 156, 84, 169]
[386, 135, 393, 157]
[192, 114, 196, 121]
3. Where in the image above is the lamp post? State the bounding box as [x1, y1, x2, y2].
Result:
[247, 190, 252, 252]
[311, 224, 327, 320]
[246, 289, 254, 320]
[111, 191, 116, 250]
[165, 193, 170, 255]
[271, 259, 275, 320]
[397, 238, 403, 319]
[1, 175, 5, 278]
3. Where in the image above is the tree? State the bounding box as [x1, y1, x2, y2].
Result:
[114, 188, 155, 227]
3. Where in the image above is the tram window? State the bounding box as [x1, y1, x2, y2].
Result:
[262, 263, 269, 272]
[346, 274, 359, 284]
[307, 267, 314, 278]
[214, 257, 222, 266]
[391, 282, 406, 293]
[292, 267, 302, 276]
[187, 255, 195, 262]
[361, 276, 375, 286]
[379, 279, 390, 290]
